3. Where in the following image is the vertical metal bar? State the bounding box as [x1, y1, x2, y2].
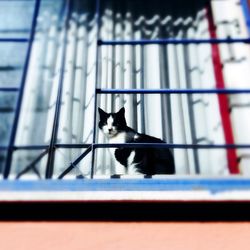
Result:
[182, 0, 200, 174]
[165, 64, 173, 143]
[91, 0, 101, 178]
[140, 45, 146, 133]
[3, 0, 42, 179]
[206, 3, 239, 174]
[45, 0, 72, 179]
[111, 11, 116, 113]
[159, 45, 167, 140]
[131, 14, 138, 131]
[183, 44, 200, 174]
[159, 17, 173, 143]
[74, 13, 89, 161]
[171, 38, 190, 174]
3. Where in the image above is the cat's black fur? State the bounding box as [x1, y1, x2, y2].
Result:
[98, 107, 175, 175]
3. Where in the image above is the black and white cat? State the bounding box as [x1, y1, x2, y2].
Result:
[98, 107, 175, 175]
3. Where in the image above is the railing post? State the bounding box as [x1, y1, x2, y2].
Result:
[45, 0, 73, 179]
[4, 0, 42, 179]
[90, 0, 101, 178]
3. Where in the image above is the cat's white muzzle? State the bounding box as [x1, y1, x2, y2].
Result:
[102, 126, 118, 137]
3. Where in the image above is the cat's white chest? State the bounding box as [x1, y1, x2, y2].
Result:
[107, 132, 127, 175]
[109, 132, 127, 144]
[107, 132, 141, 175]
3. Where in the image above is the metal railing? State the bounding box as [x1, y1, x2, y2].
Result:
[1, 0, 250, 179]
[2, 0, 42, 179]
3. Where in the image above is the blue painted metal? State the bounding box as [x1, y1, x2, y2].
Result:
[58, 146, 92, 179]
[57, 142, 250, 177]
[1, 179, 250, 193]
[13, 145, 49, 150]
[241, 0, 250, 34]
[97, 88, 250, 94]
[140, 45, 146, 133]
[93, 143, 250, 149]
[0, 0, 34, 1]
[90, 0, 101, 178]
[0, 144, 48, 151]
[4, 143, 250, 152]
[0, 87, 20, 92]
[45, 0, 72, 179]
[98, 38, 250, 46]
[55, 144, 92, 149]
[1, 0, 249, 185]
[0, 38, 29, 43]
[16, 149, 48, 179]
[4, 0, 42, 179]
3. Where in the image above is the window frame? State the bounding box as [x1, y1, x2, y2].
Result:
[0, 0, 250, 204]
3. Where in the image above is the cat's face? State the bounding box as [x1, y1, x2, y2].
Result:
[98, 107, 127, 138]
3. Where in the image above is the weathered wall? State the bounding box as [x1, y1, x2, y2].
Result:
[0, 222, 250, 250]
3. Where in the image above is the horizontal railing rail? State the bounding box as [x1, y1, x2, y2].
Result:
[2, 143, 250, 151]
[0, 145, 48, 151]
[97, 88, 250, 94]
[93, 143, 250, 149]
[0, 38, 29, 43]
[0, 87, 20, 92]
[98, 37, 250, 45]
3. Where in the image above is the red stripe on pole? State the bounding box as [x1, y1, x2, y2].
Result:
[206, 4, 239, 174]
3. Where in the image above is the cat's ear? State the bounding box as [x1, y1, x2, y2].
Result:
[117, 107, 125, 116]
[98, 107, 107, 119]
[117, 107, 127, 126]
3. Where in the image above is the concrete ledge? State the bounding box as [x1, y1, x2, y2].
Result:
[1, 178, 250, 202]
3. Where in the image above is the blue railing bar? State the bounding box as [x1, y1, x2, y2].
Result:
[0, 0, 34, 1]
[4, 0, 42, 179]
[97, 88, 250, 94]
[91, 0, 101, 179]
[16, 149, 48, 179]
[2, 143, 250, 151]
[45, 0, 72, 179]
[13, 145, 49, 150]
[93, 143, 250, 149]
[58, 146, 92, 179]
[55, 143, 91, 148]
[0, 145, 49, 150]
[241, 0, 250, 34]
[55, 142, 250, 173]
[0, 28, 30, 33]
[98, 38, 250, 46]
[0, 87, 20, 92]
[0, 38, 29, 43]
